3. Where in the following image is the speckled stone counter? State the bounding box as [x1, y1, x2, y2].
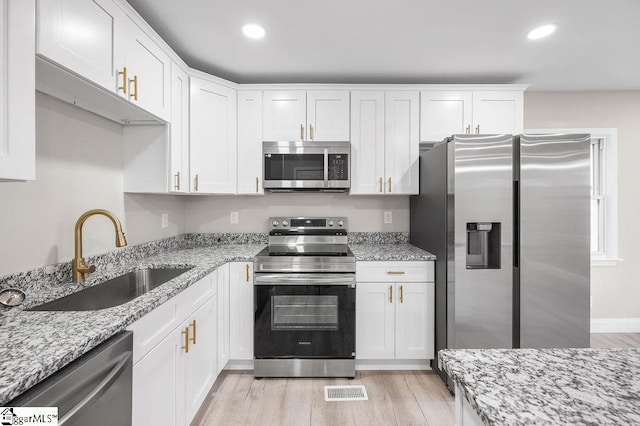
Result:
[0, 244, 264, 404]
[350, 243, 436, 261]
[439, 348, 640, 425]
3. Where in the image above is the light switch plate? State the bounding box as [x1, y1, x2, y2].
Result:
[383, 211, 393, 224]
[161, 213, 169, 228]
[230, 211, 239, 224]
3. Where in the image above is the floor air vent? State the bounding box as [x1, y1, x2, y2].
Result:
[324, 385, 368, 401]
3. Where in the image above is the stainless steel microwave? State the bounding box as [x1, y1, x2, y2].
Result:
[262, 141, 350, 192]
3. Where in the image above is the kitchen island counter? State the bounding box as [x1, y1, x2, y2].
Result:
[439, 347, 640, 425]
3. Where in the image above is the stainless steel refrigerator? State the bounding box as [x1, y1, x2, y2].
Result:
[410, 134, 591, 385]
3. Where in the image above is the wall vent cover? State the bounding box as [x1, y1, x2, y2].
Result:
[324, 385, 368, 401]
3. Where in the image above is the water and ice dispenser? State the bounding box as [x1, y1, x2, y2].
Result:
[466, 222, 501, 269]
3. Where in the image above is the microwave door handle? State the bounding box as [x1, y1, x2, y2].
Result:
[324, 148, 329, 188]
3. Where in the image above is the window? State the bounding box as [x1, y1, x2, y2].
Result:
[525, 128, 620, 266]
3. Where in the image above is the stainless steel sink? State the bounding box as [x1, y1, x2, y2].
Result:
[27, 267, 192, 311]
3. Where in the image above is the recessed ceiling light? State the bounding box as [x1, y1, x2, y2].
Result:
[527, 24, 557, 40]
[242, 24, 266, 40]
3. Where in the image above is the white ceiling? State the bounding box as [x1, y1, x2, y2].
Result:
[126, 0, 640, 91]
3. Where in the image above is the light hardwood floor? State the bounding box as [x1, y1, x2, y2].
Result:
[193, 333, 640, 426]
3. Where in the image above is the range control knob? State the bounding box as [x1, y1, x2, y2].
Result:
[282, 219, 289, 227]
[337, 219, 344, 227]
[328, 219, 334, 227]
[272, 219, 279, 227]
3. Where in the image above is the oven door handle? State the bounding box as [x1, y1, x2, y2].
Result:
[254, 274, 355, 286]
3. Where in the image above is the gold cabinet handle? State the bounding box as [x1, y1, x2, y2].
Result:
[255, 177, 259, 193]
[389, 285, 393, 304]
[246, 264, 250, 282]
[466, 125, 471, 134]
[310, 124, 314, 140]
[476, 125, 480, 134]
[379, 177, 383, 193]
[300, 124, 304, 140]
[194, 174, 199, 192]
[387, 271, 405, 275]
[174, 171, 181, 190]
[117, 67, 127, 95]
[400, 285, 404, 304]
[388, 177, 392, 193]
[181, 327, 190, 353]
[189, 320, 197, 345]
[128, 75, 138, 101]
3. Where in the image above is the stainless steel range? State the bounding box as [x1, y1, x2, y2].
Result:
[253, 217, 356, 378]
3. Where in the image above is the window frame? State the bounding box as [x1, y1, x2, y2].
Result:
[524, 128, 621, 267]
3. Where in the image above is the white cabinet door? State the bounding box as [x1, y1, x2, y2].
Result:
[0, 0, 35, 181]
[184, 295, 218, 425]
[190, 77, 237, 193]
[36, 0, 126, 94]
[356, 283, 395, 359]
[395, 282, 434, 359]
[349, 91, 385, 194]
[306, 91, 350, 141]
[262, 90, 306, 141]
[420, 91, 472, 142]
[229, 262, 254, 360]
[170, 61, 189, 193]
[132, 330, 181, 426]
[217, 264, 230, 373]
[124, 21, 171, 121]
[385, 91, 419, 194]
[472, 91, 524, 135]
[237, 91, 264, 194]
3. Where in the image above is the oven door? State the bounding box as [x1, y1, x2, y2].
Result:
[254, 274, 355, 359]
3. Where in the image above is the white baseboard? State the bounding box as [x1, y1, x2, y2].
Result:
[591, 318, 640, 333]
[356, 359, 432, 371]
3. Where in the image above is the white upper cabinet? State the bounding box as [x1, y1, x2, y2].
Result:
[0, 0, 35, 181]
[306, 91, 350, 141]
[123, 19, 171, 121]
[350, 91, 385, 194]
[263, 90, 350, 141]
[237, 91, 264, 195]
[262, 90, 306, 141]
[190, 76, 237, 194]
[420, 89, 524, 141]
[385, 91, 419, 194]
[472, 90, 523, 135]
[36, 0, 126, 93]
[350, 91, 419, 195]
[420, 91, 472, 142]
[170, 61, 189, 193]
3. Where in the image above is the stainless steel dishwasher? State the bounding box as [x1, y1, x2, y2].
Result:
[9, 331, 133, 426]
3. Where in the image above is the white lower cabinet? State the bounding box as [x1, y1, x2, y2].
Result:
[128, 271, 218, 426]
[229, 262, 254, 360]
[356, 261, 435, 361]
[217, 263, 230, 373]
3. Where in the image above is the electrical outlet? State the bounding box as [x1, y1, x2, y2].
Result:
[230, 211, 239, 224]
[161, 213, 169, 228]
[383, 211, 393, 224]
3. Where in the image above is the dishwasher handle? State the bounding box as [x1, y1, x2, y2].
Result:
[59, 351, 132, 426]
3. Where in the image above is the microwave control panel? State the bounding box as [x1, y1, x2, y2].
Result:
[328, 154, 348, 180]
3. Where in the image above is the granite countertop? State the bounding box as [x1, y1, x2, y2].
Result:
[350, 243, 436, 261]
[0, 236, 434, 404]
[0, 244, 264, 404]
[439, 348, 640, 426]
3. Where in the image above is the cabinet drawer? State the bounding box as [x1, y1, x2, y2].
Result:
[356, 261, 434, 282]
[127, 296, 181, 365]
[178, 273, 217, 319]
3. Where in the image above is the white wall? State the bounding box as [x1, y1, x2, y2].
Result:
[0, 93, 187, 276]
[524, 91, 640, 319]
[186, 193, 409, 233]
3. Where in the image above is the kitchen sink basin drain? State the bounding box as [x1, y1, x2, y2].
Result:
[324, 385, 368, 401]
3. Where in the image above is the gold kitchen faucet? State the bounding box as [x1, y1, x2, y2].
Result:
[73, 209, 127, 282]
